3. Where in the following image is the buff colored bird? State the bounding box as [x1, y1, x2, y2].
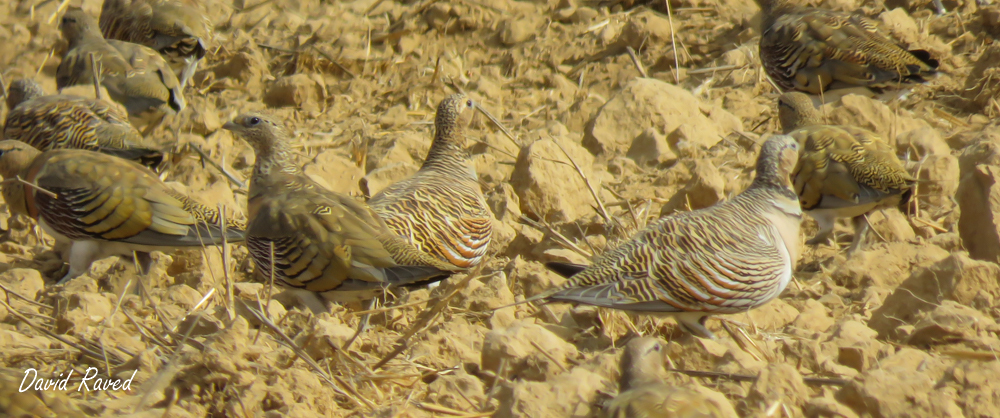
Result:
[100, 0, 212, 89]
[368, 93, 493, 271]
[605, 337, 735, 418]
[0, 140, 244, 283]
[537, 135, 802, 339]
[757, 0, 937, 94]
[57, 9, 185, 125]
[778, 92, 915, 254]
[3, 79, 162, 167]
[223, 113, 461, 314]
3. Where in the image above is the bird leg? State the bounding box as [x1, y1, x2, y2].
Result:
[179, 57, 200, 91]
[343, 298, 377, 351]
[805, 211, 837, 247]
[57, 241, 102, 284]
[673, 312, 715, 339]
[932, 0, 947, 14]
[847, 215, 871, 256]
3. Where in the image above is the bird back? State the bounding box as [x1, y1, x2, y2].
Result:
[3, 93, 162, 167]
[790, 125, 915, 211]
[22, 149, 243, 246]
[760, 6, 937, 93]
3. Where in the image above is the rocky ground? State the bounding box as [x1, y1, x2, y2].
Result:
[0, 0, 999, 416]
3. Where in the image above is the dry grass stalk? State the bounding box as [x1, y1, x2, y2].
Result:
[373, 266, 488, 370]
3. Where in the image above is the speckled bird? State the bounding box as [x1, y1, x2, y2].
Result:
[604, 337, 735, 418]
[368, 94, 493, 271]
[539, 135, 803, 339]
[223, 113, 462, 305]
[756, 0, 938, 94]
[778, 92, 915, 254]
[0, 140, 244, 283]
[100, 0, 212, 90]
[4, 79, 162, 168]
[57, 9, 185, 123]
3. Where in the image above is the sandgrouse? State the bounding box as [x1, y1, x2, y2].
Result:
[536, 135, 802, 339]
[368, 93, 493, 271]
[0, 140, 244, 283]
[4, 78, 162, 167]
[778, 91, 915, 254]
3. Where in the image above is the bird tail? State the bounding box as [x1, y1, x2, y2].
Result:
[544, 261, 588, 278]
[334, 266, 453, 293]
[97, 146, 164, 169]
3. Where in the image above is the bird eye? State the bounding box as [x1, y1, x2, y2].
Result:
[248, 117, 261, 125]
[466, 99, 474, 108]
[652, 343, 661, 352]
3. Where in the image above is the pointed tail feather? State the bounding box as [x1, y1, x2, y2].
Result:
[97, 146, 164, 168]
[333, 265, 452, 293]
[544, 261, 588, 278]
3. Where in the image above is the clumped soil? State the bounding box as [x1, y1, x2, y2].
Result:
[1, 0, 999, 416]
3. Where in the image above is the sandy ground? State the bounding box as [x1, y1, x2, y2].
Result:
[0, 0, 999, 416]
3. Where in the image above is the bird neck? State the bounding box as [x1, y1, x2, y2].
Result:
[779, 110, 821, 134]
[422, 128, 470, 171]
[66, 29, 105, 50]
[750, 145, 798, 199]
[252, 141, 302, 181]
[755, 0, 792, 13]
[619, 368, 666, 392]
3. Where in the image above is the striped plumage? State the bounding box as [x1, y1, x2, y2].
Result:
[0, 368, 88, 418]
[368, 94, 493, 270]
[223, 113, 461, 304]
[756, 0, 938, 94]
[539, 135, 802, 339]
[57, 9, 185, 122]
[100, 0, 212, 89]
[0, 140, 244, 283]
[3, 79, 162, 167]
[778, 92, 915, 254]
[605, 338, 734, 418]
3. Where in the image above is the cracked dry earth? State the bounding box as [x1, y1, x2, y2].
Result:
[0, 0, 1000, 416]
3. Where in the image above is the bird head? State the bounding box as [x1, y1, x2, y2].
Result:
[434, 93, 476, 146]
[223, 113, 291, 155]
[777, 92, 821, 134]
[59, 9, 102, 43]
[0, 141, 41, 180]
[761, 134, 801, 188]
[6, 79, 46, 110]
[618, 337, 669, 392]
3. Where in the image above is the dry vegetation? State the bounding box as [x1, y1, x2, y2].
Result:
[1, 0, 1000, 416]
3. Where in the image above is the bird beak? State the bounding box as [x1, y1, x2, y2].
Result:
[474, 105, 519, 148]
[222, 121, 238, 131]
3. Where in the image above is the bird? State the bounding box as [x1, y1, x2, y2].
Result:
[756, 0, 938, 95]
[0, 368, 88, 418]
[524, 135, 802, 339]
[604, 337, 734, 418]
[778, 92, 915, 254]
[367, 93, 493, 271]
[57, 9, 185, 126]
[99, 0, 212, 90]
[3, 78, 163, 168]
[223, 113, 461, 344]
[0, 140, 245, 283]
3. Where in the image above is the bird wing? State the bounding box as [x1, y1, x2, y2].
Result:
[371, 176, 492, 269]
[761, 9, 936, 93]
[791, 125, 914, 211]
[245, 178, 454, 294]
[26, 150, 236, 246]
[545, 200, 793, 314]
